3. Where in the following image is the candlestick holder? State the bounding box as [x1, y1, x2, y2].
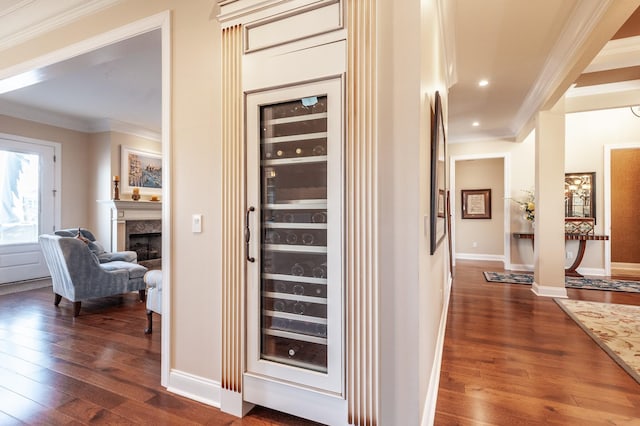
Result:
[113, 179, 120, 200]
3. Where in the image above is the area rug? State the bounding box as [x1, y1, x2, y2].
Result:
[555, 299, 640, 385]
[483, 271, 640, 293]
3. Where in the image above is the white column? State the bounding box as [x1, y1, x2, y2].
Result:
[532, 98, 567, 298]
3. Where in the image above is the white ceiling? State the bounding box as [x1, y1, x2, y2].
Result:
[0, 0, 161, 137]
[0, 29, 161, 135]
[0, 0, 637, 144]
[449, 0, 640, 144]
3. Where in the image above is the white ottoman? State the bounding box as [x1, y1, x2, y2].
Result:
[143, 270, 162, 334]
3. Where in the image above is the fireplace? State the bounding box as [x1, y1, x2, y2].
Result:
[101, 200, 162, 269]
[126, 220, 162, 268]
[128, 232, 162, 261]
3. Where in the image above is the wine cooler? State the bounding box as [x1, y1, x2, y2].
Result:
[246, 78, 343, 395]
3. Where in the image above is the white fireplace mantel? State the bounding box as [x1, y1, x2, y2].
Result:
[98, 200, 162, 252]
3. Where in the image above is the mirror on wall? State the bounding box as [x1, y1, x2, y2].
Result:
[564, 172, 595, 221]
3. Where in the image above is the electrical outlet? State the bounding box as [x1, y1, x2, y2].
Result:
[566, 251, 573, 259]
[472, 241, 478, 248]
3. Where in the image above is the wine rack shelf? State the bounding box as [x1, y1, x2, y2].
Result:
[262, 273, 327, 285]
[264, 244, 327, 254]
[264, 222, 328, 230]
[263, 155, 328, 166]
[263, 132, 328, 144]
[265, 112, 328, 125]
[263, 328, 328, 345]
[262, 291, 327, 305]
[263, 201, 327, 209]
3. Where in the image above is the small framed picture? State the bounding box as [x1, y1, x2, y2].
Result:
[461, 189, 491, 219]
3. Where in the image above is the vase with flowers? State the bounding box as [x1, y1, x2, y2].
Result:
[511, 190, 535, 225]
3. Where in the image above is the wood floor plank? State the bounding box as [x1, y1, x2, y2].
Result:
[435, 260, 640, 425]
[6, 261, 638, 424]
[0, 286, 322, 425]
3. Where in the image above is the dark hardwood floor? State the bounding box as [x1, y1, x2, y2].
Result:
[435, 260, 640, 425]
[3, 261, 639, 425]
[0, 285, 320, 425]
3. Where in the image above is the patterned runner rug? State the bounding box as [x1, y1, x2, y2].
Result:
[483, 271, 640, 293]
[555, 299, 640, 385]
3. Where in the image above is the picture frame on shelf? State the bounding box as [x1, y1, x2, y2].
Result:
[461, 189, 491, 219]
[430, 91, 447, 255]
[120, 146, 162, 196]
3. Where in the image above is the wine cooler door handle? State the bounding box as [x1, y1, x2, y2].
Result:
[245, 206, 255, 263]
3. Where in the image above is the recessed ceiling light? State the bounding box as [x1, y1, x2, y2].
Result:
[478, 79, 489, 87]
[472, 121, 480, 127]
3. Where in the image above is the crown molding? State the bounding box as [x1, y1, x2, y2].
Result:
[566, 86, 640, 113]
[0, 0, 121, 52]
[510, 0, 614, 136]
[436, 0, 457, 89]
[567, 78, 640, 97]
[217, 0, 327, 27]
[92, 119, 161, 141]
[584, 34, 640, 73]
[0, 0, 35, 19]
[0, 99, 161, 141]
[0, 99, 92, 132]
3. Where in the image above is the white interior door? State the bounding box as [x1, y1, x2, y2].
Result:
[0, 135, 59, 284]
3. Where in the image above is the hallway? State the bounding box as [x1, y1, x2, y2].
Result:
[434, 260, 640, 425]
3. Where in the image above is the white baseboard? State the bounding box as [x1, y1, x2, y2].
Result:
[531, 282, 567, 298]
[575, 267, 606, 277]
[421, 272, 452, 425]
[508, 263, 533, 272]
[221, 388, 254, 418]
[455, 253, 504, 262]
[0, 278, 51, 295]
[167, 369, 221, 408]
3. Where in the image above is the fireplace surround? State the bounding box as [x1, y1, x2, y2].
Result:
[101, 200, 162, 268]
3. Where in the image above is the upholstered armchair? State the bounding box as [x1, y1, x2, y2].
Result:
[39, 234, 148, 317]
[55, 228, 137, 264]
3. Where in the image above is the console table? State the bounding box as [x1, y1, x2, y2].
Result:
[513, 232, 609, 277]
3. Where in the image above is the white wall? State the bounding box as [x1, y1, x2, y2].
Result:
[0, 0, 223, 386]
[378, 0, 449, 423]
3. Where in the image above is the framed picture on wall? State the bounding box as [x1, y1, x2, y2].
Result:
[461, 189, 491, 219]
[121, 146, 162, 196]
[430, 91, 447, 254]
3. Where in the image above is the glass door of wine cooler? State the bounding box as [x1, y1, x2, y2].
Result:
[246, 79, 343, 394]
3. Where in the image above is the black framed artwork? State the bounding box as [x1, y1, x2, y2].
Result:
[430, 91, 447, 255]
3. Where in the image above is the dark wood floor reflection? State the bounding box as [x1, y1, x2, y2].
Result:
[435, 260, 640, 425]
[0, 286, 320, 425]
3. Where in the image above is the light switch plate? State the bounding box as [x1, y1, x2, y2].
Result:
[192, 214, 202, 233]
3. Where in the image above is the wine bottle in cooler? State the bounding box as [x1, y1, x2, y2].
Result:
[301, 232, 314, 245]
[285, 231, 298, 245]
[312, 144, 326, 156]
[311, 212, 327, 223]
[312, 262, 327, 278]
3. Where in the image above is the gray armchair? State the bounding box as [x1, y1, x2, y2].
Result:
[55, 227, 137, 263]
[39, 234, 148, 316]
